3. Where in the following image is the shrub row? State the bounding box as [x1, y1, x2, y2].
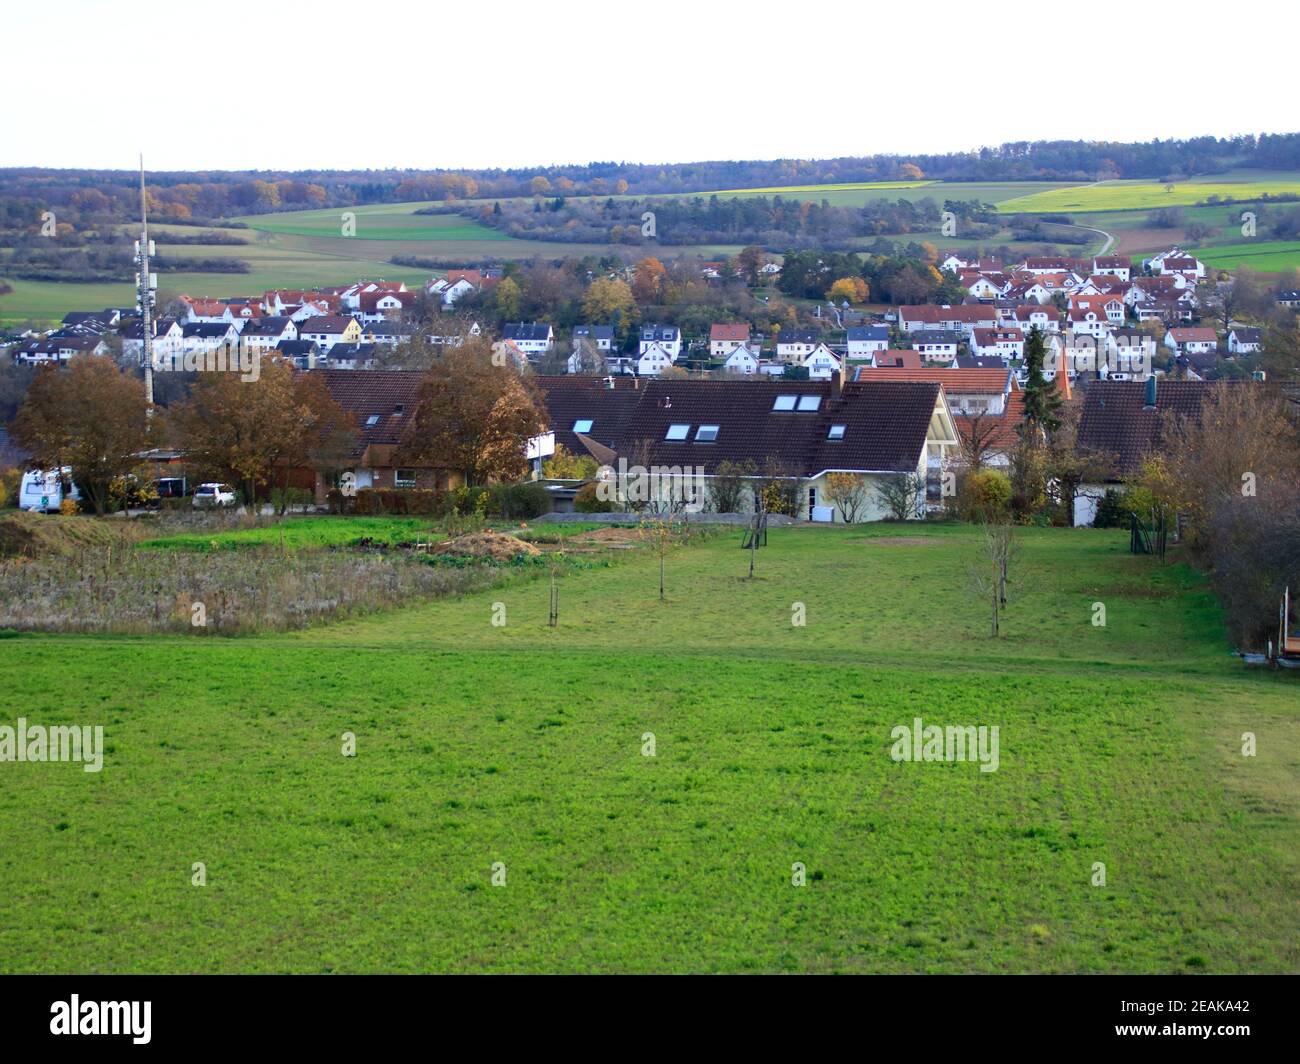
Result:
[327, 482, 552, 519]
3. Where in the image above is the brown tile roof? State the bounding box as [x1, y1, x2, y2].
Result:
[321, 369, 424, 456]
[901, 304, 997, 324]
[539, 377, 942, 477]
[709, 323, 751, 342]
[854, 366, 1013, 394]
[534, 375, 643, 456]
[301, 315, 358, 334]
[1076, 379, 1215, 475]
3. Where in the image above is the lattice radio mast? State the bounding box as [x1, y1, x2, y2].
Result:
[134, 154, 157, 406]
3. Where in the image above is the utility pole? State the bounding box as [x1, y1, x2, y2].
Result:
[135, 154, 157, 408]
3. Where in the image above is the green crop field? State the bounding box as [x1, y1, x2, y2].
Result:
[1194, 240, 1300, 272]
[1, 521, 1295, 974]
[998, 172, 1300, 214]
[707, 180, 1078, 208]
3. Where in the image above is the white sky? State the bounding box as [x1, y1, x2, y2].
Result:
[5, 0, 1293, 173]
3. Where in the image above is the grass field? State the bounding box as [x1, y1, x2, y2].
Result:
[1, 520, 1295, 974]
[1194, 240, 1300, 272]
[999, 172, 1300, 214]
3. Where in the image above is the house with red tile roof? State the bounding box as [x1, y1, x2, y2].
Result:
[709, 322, 751, 359]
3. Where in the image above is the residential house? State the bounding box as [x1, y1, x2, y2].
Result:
[502, 322, 555, 358]
[1092, 255, 1131, 282]
[573, 324, 616, 352]
[238, 316, 298, 353]
[722, 347, 760, 374]
[970, 328, 1025, 361]
[121, 317, 183, 367]
[802, 344, 842, 381]
[538, 375, 958, 522]
[181, 322, 240, 360]
[1163, 326, 1218, 355]
[774, 328, 821, 364]
[846, 324, 890, 360]
[1073, 378, 1216, 525]
[897, 304, 997, 337]
[9, 336, 110, 364]
[639, 324, 682, 360]
[1227, 327, 1262, 355]
[299, 315, 362, 353]
[636, 342, 677, 377]
[911, 330, 962, 363]
[709, 322, 751, 359]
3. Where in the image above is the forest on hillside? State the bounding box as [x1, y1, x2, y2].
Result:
[1, 133, 1297, 226]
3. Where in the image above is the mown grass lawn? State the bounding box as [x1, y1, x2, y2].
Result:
[0, 522, 1295, 973]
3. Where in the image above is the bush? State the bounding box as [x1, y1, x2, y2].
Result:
[575, 482, 615, 513]
[269, 486, 313, 513]
[1091, 489, 1127, 528]
[353, 488, 444, 515]
[58, 498, 78, 516]
[491, 482, 551, 519]
[961, 468, 1012, 521]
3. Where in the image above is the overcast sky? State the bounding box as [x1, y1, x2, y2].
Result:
[7, 0, 1293, 173]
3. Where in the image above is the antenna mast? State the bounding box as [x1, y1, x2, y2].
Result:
[135, 154, 156, 406]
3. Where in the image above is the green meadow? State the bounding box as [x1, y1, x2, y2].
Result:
[1, 521, 1295, 974]
[998, 172, 1300, 214]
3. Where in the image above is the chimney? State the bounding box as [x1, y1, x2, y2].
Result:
[834, 352, 846, 397]
[1144, 374, 1157, 409]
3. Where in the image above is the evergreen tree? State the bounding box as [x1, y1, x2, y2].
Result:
[1020, 325, 1062, 434]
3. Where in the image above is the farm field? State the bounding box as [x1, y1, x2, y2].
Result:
[1194, 240, 1300, 272]
[0, 521, 1295, 974]
[998, 171, 1300, 214]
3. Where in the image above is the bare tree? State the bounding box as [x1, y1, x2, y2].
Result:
[824, 472, 869, 523]
[874, 472, 925, 521]
[967, 520, 1016, 636]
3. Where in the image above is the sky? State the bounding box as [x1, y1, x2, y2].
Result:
[6, 0, 1294, 173]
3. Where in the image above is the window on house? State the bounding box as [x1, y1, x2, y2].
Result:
[773, 394, 797, 411]
[572, 419, 594, 434]
[395, 469, 416, 488]
[797, 395, 821, 412]
[695, 424, 719, 442]
[665, 424, 690, 441]
[827, 424, 846, 440]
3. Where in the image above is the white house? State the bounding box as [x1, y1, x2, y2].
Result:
[502, 322, 555, 357]
[723, 347, 760, 374]
[1092, 255, 1131, 282]
[1227, 327, 1262, 354]
[846, 324, 890, 359]
[709, 322, 751, 359]
[639, 324, 682, 360]
[775, 329, 820, 364]
[970, 328, 1024, 361]
[802, 344, 841, 380]
[1163, 326, 1218, 355]
[636, 342, 677, 376]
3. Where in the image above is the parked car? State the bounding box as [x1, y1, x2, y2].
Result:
[19, 468, 80, 513]
[154, 477, 189, 499]
[192, 483, 237, 508]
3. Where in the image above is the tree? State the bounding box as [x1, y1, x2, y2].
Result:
[396, 339, 548, 485]
[1020, 326, 1062, 434]
[824, 472, 869, 523]
[709, 459, 755, 513]
[492, 276, 522, 320]
[874, 472, 925, 520]
[967, 519, 1016, 637]
[898, 163, 924, 180]
[170, 356, 354, 511]
[631, 257, 666, 304]
[541, 444, 599, 481]
[734, 246, 766, 286]
[957, 411, 1002, 471]
[827, 276, 869, 304]
[581, 277, 635, 323]
[10, 357, 153, 515]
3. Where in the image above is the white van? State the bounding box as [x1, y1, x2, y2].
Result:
[19, 468, 81, 514]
